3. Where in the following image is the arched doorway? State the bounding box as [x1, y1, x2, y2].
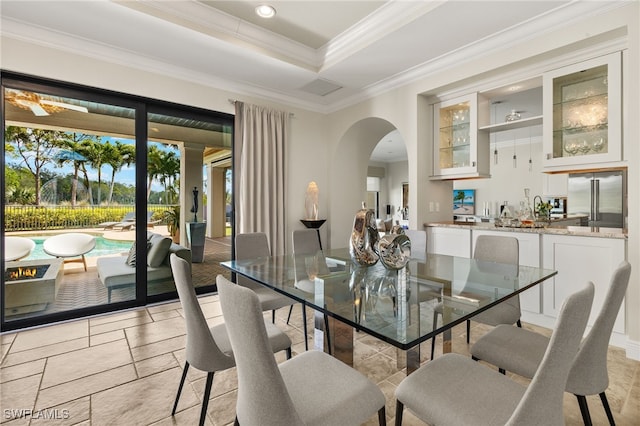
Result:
[327, 117, 407, 248]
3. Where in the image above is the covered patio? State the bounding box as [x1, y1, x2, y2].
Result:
[4, 227, 231, 321]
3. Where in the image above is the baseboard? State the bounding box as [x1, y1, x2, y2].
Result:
[625, 338, 640, 361]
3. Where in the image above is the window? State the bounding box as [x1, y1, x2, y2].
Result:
[2, 72, 233, 331]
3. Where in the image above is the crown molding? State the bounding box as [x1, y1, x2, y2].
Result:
[113, 0, 319, 71]
[1, 0, 631, 116]
[0, 17, 333, 114]
[117, 0, 445, 73]
[325, 0, 630, 113]
[319, 1, 445, 70]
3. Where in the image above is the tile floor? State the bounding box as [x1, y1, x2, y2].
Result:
[1, 294, 639, 425]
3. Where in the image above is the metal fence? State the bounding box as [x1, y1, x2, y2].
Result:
[3, 205, 174, 231]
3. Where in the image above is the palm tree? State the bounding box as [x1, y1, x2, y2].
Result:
[106, 141, 135, 204]
[79, 137, 110, 205]
[158, 149, 180, 204]
[55, 132, 90, 206]
[147, 145, 163, 201]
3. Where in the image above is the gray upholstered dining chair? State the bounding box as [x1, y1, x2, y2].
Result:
[235, 233, 299, 325]
[395, 281, 594, 426]
[292, 228, 330, 352]
[403, 229, 427, 261]
[471, 261, 631, 426]
[169, 254, 292, 426]
[431, 234, 520, 359]
[216, 274, 387, 426]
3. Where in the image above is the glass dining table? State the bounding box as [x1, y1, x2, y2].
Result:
[221, 247, 557, 374]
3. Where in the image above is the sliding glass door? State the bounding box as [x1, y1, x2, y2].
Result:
[145, 110, 233, 300]
[1, 72, 234, 331]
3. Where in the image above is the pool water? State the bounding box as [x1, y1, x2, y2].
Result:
[23, 236, 133, 261]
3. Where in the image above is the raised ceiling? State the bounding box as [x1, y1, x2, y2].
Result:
[0, 1, 627, 162]
[1, 0, 624, 113]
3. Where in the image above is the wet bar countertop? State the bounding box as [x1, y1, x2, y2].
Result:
[425, 222, 627, 239]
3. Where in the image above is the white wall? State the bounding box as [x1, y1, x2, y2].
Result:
[453, 137, 544, 217]
[386, 161, 409, 222]
[2, 2, 639, 357]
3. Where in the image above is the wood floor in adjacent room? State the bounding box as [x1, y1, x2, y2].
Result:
[1, 294, 639, 425]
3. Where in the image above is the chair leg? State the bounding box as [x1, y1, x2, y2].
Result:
[172, 362, 190, 415]
[576, 394, 593, 426]
[466, 319, 471, 344]
[302, 304, 309, 351]
[286, 304, 294, 324]
[324, 313, 332, 356]
[378, 406, 386, 426]
[272, 309, 276, 323]
[234, 416, 240, 426]
[599, 392, 616, 425]
[199, 372, 215, 426]
[395, 401, 404, 426]
[472, 355, 479, 361]
[431, 310, 439, 360]
[285, 347, 292, 360]
[430, 336, 436, 361]
[499, 368, 505, 375]
[516, 319, 522, 328]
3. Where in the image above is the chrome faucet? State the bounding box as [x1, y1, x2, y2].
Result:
[533, 195, 544, 218]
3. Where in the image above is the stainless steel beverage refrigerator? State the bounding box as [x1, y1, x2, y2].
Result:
[567, 169, 627, 228]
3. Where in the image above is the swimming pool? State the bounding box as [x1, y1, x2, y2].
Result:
[22, 235, 133, 261]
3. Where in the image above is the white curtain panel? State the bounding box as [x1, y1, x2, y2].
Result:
[234, 102, 288, 255]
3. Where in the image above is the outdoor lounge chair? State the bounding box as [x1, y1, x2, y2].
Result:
[99, 212, 135, 230]
[4, 236, 36, 261]
[110, 211, 156, 231]
[43, 232, 96, 271]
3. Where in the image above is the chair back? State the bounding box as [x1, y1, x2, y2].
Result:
[474, 235, 518, 265]
[473, 235, 520, 317]
[216, 275, 303, 425]
[236, 232, 271, 260]
[235, 233, 271, 289]
[506, 282, 594, 426]
[404, 229, 427, 261]
[292, 229, 320, 255]
[292, 229, 327, 291]
[566, 261, 631, 395]
[122, 212, 136, 221]
[170, 254, 234, 372]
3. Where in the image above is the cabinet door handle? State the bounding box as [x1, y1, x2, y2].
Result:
[472, 161, 476, 167]
[546, 153, 552, 160]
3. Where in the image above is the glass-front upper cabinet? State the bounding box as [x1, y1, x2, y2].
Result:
[542, 52, 622, 170]
[431, 93, 489, 179]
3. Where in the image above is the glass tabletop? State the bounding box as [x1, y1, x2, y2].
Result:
[221, 248, 557, 350]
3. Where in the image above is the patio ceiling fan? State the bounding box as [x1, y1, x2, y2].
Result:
[5, 88, 88, 116]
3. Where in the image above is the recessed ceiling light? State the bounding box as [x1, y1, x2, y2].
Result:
[255, 4, 276, 18]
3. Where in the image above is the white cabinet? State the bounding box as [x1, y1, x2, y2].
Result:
[541, 234, 626, 333]
[426, 227, 471, 257]
[472, 230, 542, 314]
[542, 173, 568, 196]
[542, 52, 622, 171]
[431, 93, 490, 180]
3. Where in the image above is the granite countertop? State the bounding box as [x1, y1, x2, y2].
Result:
[425, 221, 627, 239]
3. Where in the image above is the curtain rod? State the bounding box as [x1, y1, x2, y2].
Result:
[228, 98, 294, 117]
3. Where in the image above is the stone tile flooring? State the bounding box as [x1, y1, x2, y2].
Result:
[1, 295, 639, 425]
